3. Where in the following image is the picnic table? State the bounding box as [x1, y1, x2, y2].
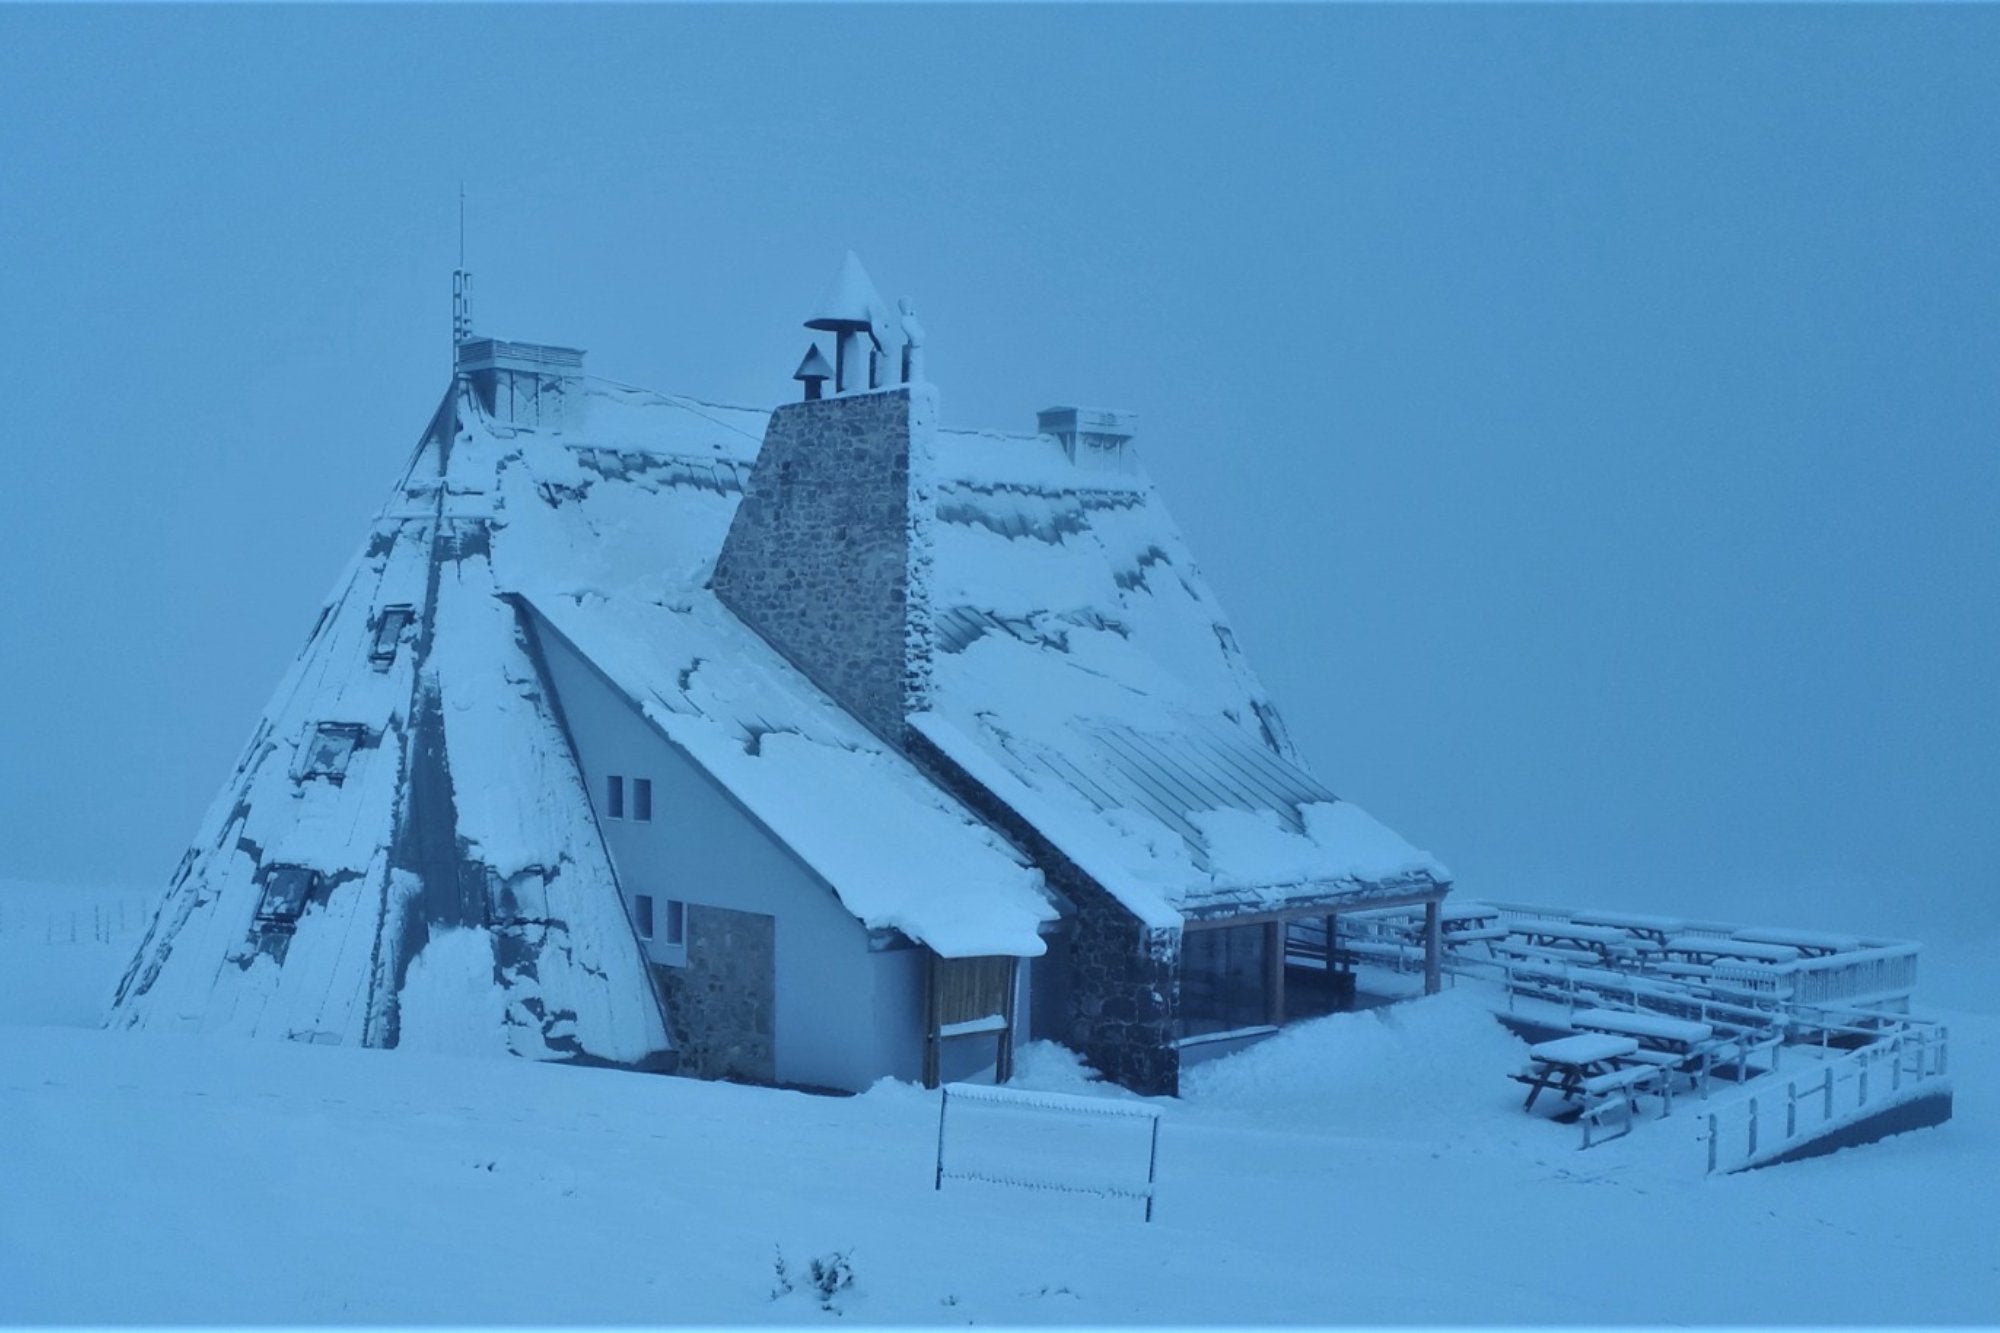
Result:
[1508, 921, 1644, 963]
[1570, 910, 1687, 947]
[1571, 1007, 1718, 1095]
[1662, 935, 1802, 966]
[1513, 1033, 1641, 1111]
[1730, 926, 1862, 958]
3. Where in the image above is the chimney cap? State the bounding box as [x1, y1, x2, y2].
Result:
[793, 344, 834, 383]
[805, 251, 888, 334]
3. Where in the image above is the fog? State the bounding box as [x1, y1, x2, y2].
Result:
[2, 6, 1993, 944]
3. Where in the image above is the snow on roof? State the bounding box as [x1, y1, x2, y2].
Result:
[805, 250, 888, 335]
[113, 384, 674, 1063]
[522, 592, 1055, 958]
[466, 375, 1053, 957]
[917, 423, 1450, 920]
[116, 322, 1445, 1063]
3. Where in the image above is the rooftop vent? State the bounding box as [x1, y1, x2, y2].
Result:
[1037, 407, 1137, 471]
[455, 337, 586, 430]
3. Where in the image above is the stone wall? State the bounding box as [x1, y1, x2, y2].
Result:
[711, 386, 936, 742]
[654, 903, 776, 1083]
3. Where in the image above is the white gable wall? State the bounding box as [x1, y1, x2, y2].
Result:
[531, 615, 925, 1091]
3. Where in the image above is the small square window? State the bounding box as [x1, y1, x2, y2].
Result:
[633, 893, 654, 940]
[255, 865, 320, 928]
[606, 774, 624, 819]
[664, 899, 686, 947]
[301, 724, 364, 783]
[634, 778, 653, 822]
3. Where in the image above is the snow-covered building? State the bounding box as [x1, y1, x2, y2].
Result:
[111, 255, 1450, 1095]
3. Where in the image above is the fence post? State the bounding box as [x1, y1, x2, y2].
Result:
[1706, 1112, 1718, 1175]
[1892, 1037, 1902, 1093]
[1144, 1112, 1161, 1224]
[1822, 1066, 1834, 1120]
[1858, 1059, 1868, 1109]
[1747, 1095, 1759, 1159]
[1786, 1082, 1797, 1139]
[933, 1087, 950, 1191]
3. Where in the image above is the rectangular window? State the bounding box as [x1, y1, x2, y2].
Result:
[633, 893, 654, 940]
[664, 899, 686, 947]
[255, 865, 321, 928]
[1178, 922, 1273, 1040]
[633, 778, 653, 822]
[369, 605, 415, 666]
[301, 723, 364, 783]
[606, 774, 624, 819]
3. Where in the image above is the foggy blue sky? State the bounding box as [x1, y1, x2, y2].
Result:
[1, 6, 1994, 940]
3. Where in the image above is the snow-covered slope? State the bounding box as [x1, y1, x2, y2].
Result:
[8, 879, 1995, 1326]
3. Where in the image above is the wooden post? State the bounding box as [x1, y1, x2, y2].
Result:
[933, 1086, 950, 1190]
[921, 951, 939, 1090]
[1143, 1113, 1161, 1224]
[1423, 898, 1442, 996]
[996, 958, 1019, 1085]
[1267, 919, 1286, 1027]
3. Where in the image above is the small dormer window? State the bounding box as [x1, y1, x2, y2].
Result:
[370, 606, 415, 667]
[606, 774, 625, 819]
[634, 778, 653, 822]
[255, 864, 321, 929]
[301, 724, 365, 784]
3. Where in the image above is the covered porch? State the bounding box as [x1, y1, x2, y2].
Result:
[1175, 890, 1452, 1059]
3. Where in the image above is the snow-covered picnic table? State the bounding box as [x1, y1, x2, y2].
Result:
[1729, 926, 1862, 958]
[1569, 910, 1687, 946]
[1664, 935, 1802, 966]
[1514, 1034, 1642, 1111]
[1507, 921, 1647, 963]
[1571, 1007, 1713, 1052]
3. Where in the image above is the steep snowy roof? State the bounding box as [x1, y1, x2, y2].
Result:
[112, 383, 679, 1063]
[916, 424, 1449, 925]
[522, 593, 1055, 958]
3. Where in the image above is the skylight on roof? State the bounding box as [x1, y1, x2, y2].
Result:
[300, 724, 366, 784]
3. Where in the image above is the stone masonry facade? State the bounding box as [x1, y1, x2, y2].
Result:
[711, 386, 936, 743]
[654, 903, 776, 1083]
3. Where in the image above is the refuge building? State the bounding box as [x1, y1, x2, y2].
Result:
[112, 254, 1451, 1096]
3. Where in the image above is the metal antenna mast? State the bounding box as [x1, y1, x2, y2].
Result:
[451, 184, 474, 352]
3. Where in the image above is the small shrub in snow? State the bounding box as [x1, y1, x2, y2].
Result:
[770, 1246, 856, 1314]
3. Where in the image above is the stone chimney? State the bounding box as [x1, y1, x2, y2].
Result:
[713, 258, 936, 743]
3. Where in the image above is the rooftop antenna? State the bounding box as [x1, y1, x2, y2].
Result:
[451, 184, 474, 354]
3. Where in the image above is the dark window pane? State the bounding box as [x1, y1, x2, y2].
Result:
[256, 865, 320, 926]
[664, 899, 685, 947]
[633, 894, 654, 939]
[301, 724, 363, 783]
[634, 778, 653, 822]
[607, 774, 624, 819]
[1179, 922, 1270, 1038]
[370, 606, 414, 665]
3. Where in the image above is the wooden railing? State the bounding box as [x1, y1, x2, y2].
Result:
[1703, 1020, 1950, 1174]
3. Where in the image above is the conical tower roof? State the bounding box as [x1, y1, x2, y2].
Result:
[805, 250, 887, 334]
[793, 343, 834, 383]
[110, 384, 673, 1065]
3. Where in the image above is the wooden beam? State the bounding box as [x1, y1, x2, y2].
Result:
[1423, 898, 1443, 996]
[1266, 919, 1286, 1027]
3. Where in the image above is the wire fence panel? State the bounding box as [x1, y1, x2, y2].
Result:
[934, 1083, 1163, 1221]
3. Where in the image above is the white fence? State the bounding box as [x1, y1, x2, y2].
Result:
[1703, 1021, 1950, 1174]
[933, 1082, 1163, 1221]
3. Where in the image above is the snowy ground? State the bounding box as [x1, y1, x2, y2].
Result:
[2, 877, 1995, 1326]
